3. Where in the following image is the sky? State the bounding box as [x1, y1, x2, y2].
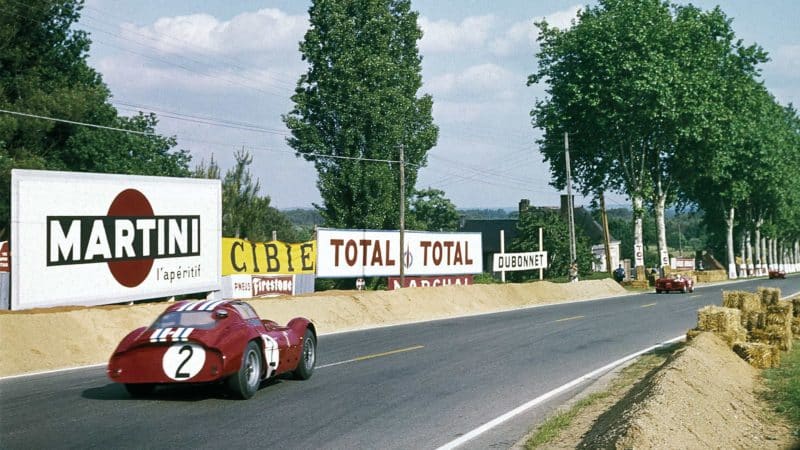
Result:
[77, 0, 800, 210]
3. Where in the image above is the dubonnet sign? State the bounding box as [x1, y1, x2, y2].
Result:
[11, 169, 221, 310]
[315, 228, 482, 277]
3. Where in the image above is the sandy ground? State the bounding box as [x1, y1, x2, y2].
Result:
[524, 332, 797, 449]
[0, 279, 626, 377]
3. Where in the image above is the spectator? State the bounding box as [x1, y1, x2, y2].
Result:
[613, 264, 625, 282]
[569, 261, 579, 283]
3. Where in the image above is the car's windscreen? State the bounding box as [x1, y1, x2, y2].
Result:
[151, 311, 218, 330]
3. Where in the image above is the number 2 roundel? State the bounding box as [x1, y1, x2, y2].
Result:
[162, 343, 206, 380]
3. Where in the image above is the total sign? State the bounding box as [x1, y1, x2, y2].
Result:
[10, 169, 221, 310]
[316, 228, 482, 277]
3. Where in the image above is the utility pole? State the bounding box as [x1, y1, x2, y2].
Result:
[600, 191, 612, 274]
[565, 132, 576, 264]
[399, 144, 405, 286]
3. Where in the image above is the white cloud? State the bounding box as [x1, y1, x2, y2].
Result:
[489, 5, 582, 56]
[419, 15, 495, 53]
[426, 63, 521, 100]
[120, 8, 307, 57]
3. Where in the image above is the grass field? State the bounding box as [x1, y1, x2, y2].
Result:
[763, 339, 800, 438]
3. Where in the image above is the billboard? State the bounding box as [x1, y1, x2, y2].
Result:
[387, 275, 473, 290]
[492, 251, 548, 272]
[316, 228, 482, 277]
[11, 169, 221, 310]
[221, 237, 315, 275]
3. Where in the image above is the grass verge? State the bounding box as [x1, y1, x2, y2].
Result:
[762, 338, 800, 438]
[524, 344, 680, 449]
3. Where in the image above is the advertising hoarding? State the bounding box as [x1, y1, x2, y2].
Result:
[386, 275, 473, 290]
[492, 251, 548, 272]
[11, 169, 221, 310]
[316, 228, 482, 277]
[221, 237, 315, 275]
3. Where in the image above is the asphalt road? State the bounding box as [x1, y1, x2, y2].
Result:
[1, 276, 799, 449]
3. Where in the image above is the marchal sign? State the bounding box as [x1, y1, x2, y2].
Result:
[11, 170, 221, 310]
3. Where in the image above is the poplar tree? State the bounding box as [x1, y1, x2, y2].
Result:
[284, 0, 438, 229]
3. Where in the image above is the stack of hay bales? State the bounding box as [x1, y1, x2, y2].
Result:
[792, 297, 800, 336]
[701, 287, 796, 369]
[722, 290, 764, 331]
[687, 306, 747, 347]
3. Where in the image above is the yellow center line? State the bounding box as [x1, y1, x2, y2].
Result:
[641, 302, 657, 308]
[318, 345, 424, 369]
[554, 315, 584, 323]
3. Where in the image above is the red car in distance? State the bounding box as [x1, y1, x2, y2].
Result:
[107, 299, 316, 399]
[768, 270, 786, 279]
[655, 274, 694, 294]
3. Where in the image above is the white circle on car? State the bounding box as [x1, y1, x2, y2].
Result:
[162, 343, 206, 381]
[262, 335, 280, 378]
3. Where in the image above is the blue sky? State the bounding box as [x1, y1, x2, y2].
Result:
[78, 1, 799, 210]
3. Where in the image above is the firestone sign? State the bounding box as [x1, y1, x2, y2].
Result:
[315, 228, 482, 277]
[11, 170, 221, 310]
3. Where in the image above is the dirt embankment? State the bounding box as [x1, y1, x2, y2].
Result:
[579, 332, 794, 449]
[0, 279, 626, 378]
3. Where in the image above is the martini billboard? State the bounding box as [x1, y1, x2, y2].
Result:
[11, 170, 221, 310]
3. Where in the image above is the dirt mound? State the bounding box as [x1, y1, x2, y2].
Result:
[579, 332, 793, 449]
[0, 279, 626, 377]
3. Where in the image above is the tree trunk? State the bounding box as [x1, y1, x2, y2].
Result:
[654, 185, 668, 270]
[633, 195, 645, 279]
[745, 230, 753, 276]
[754, 219, 764, 275]
[725, 207, 736, 279]
[739, 231, 746, 277]
[761, 235, 767, 273]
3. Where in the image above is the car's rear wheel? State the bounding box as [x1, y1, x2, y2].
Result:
[125, 383, 155, 397]
[227, 341, 262, 400]
[293, 329, 316, 380]
[655, 289, 662, 294]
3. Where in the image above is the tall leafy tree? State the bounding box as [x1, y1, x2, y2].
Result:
[0, 0, 190, 238]
[408, 188, 459, 232]
[529, 0, 763, 276]
[284, 0, 438, 230]
[510, 208, 594, 280]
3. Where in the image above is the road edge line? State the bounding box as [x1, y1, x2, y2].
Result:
[436, 335, 686, 450]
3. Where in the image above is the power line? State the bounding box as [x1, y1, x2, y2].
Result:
[0, 108, 160, 137]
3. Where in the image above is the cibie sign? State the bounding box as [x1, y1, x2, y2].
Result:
[315, 228, 482, 277]
[11, 169, 221, 310]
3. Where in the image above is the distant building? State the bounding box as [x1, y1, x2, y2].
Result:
[459, 197, 619, 274]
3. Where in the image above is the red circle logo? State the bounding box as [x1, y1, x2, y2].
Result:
[107, 189, 154, 287]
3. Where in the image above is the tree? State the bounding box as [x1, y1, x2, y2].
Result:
[194, 151, 299, 242]
[0, 0, 190, 238]
[284, 0, 438, 230]
[510, 208, 594, 280]
[408, 188, 459, 232]
[529, 0, 764, 277]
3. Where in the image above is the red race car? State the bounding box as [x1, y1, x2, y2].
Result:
[107, 299, 316, 399]
[768, 270, 786, 279]
[655, 274, 694, 294]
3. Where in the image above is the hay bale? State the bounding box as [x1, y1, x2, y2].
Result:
[722, 291, 762, 312]
[732, 342, 781, 369]
[750, 325, 793, 352]
[696, 306, 747, 347]
[792, 317, 800, 337]
[766, 302, 793, 327]
[758, 287, 781, 306]
[743, 311, 766, 331]
[792, 298, 800, 318]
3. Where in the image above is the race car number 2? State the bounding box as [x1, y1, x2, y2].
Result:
[162, 343, 206, 380]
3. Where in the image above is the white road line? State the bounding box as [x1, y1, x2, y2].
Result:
[435, 335, 685, 450]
